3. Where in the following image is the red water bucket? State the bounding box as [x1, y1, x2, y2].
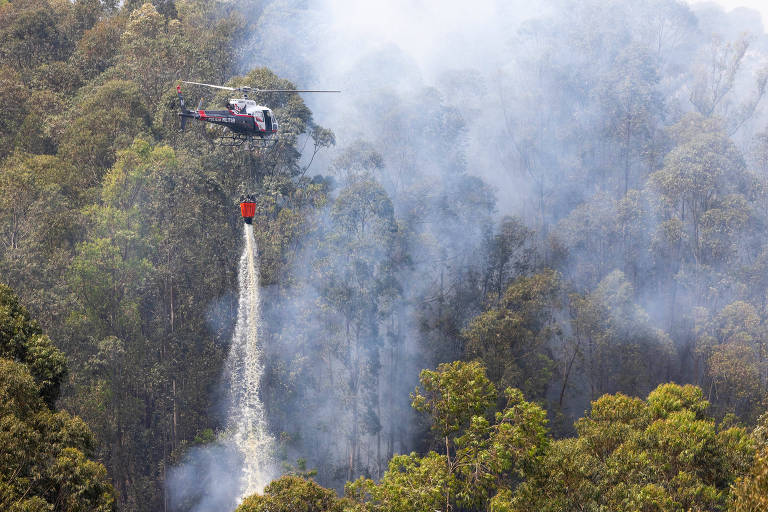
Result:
[240, 201, 256, 224]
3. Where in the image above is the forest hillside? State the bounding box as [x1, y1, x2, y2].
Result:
[1, 0, 768, 510]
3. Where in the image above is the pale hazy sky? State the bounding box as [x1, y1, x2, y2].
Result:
[691, 0, 768, 27]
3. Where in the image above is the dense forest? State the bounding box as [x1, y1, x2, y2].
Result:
[2, 0, 768, 510]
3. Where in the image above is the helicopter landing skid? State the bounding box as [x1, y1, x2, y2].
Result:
[215, 133, 278, 151]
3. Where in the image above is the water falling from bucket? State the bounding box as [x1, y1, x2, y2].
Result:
[225, 224, 275, 498]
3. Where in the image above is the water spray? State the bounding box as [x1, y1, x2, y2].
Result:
[224, 223, 275, 498]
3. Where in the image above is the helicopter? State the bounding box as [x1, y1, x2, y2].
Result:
[177, 80, 339, 150]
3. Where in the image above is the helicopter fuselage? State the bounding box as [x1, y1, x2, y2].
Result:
[177, 86, 278, 142]
[179, 101, 278, 137]
[177, 81, 336, 149]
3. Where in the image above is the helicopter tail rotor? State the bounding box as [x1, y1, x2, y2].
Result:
[176, 85, 185, 109]
[176, 85, 188, 130]
[176, 84, 202, 131]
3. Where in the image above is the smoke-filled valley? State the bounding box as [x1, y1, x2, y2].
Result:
[2, 0, 768, 510]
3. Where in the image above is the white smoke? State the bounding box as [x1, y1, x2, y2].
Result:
[231, 0, 768, 492]
[246, 0, 552, 212]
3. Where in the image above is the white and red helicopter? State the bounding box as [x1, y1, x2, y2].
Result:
[177, 80, 339, 150]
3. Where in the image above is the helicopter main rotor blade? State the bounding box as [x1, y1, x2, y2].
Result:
[181, 81, 237, 91]
[182, 81, 340, 94]
[256, 89, 341, 93]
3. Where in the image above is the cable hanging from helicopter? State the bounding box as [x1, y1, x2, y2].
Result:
[176, 81, 340, 151]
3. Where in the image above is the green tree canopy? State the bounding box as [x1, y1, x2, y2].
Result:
[0, 283, 66, 407]
[352, 362, 548, 512]
[236, 475, 346, 512]
[513, 383, 755, 511]
[463, 271, 561, 401]
[0, 284, 113, 511]
[0, 358, 114, 512]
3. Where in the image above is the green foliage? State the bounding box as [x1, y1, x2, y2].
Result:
[346, 452, 454, 512]
[352, 362, 548, 512]
[0, 153, 79, 257]
[0, 284, 66, 407]
[0, 358, 115, 511]
[695, 301, 768, 421]
[411, 360, 497, 442]
[0, 0, 72, 72]
[463, 271, 560, 400]
[61, 137, 240, 509]
[73, 16, 126, 80]
[568, 271, 674, 401]
[58, 80, 151, 181]
[513, 383, 755, 512]
[731, 416, 768, 512]
[283, 458, 318, 479]
[730, 446, 768, 512]
[236, 475, 346, 512]
[452, 387, 549, 509]
[0, 290, 114, 511]
[0, 68, 32, 158]
[116, 3, 241, 109]
[650, 114, 749, 266]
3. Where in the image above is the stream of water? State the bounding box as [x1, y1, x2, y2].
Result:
[224, 224, 274, 498]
